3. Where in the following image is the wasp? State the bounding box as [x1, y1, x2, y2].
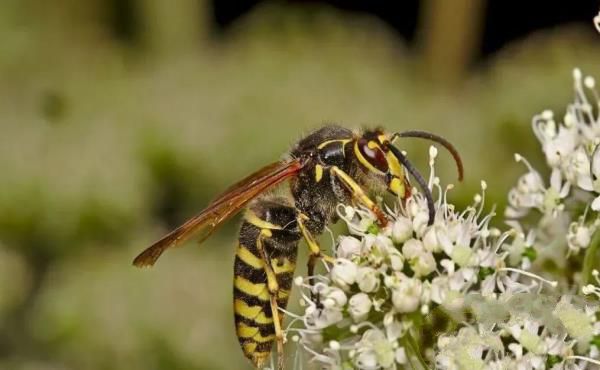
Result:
[133, 125, 463, 369]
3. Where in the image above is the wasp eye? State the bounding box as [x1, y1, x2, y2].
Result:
[357, 138, 388, 173]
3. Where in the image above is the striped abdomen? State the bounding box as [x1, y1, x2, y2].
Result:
[233, 200, 301, 368]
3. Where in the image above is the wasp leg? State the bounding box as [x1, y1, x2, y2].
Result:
[296, 214, 334, 293]
[256, 229, 286, 370]
[330, 166, 388, 226]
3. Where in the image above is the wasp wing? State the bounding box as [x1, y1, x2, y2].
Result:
[133, 159, 304, 267]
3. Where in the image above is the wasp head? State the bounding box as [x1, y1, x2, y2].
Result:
[354, 128, 464, 226]
[354, 129, 410, 198]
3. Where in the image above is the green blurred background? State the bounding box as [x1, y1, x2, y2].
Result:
[1, 1, 599, 369]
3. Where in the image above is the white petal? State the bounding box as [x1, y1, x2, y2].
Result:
[592, 195, 600, 211]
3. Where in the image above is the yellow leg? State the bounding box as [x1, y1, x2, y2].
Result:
[297, 214, 335, 288]
[256, 230, 285, 370]
[330, 166, 388, 226]
[269, 295, 285, 370]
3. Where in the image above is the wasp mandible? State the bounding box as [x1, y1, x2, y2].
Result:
[133, 125, 463, 369]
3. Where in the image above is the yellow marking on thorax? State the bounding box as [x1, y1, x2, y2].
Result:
[390, 177, 405, 197]
[237, 322, 260, 338]
[237, 245, 264, 269]
[245, 210, 282, 230]
[354, 141, 384, 175]
[272, 258, 295, 274]
[234, 276, 270, 301]
[315, 164, 324, 182]
[234, 299, 274, 324]
[317, 138, 352, 149]
[386, 151, 404, 178]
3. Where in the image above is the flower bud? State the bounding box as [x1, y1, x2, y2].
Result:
[324, 286, 347, 308]
[451, 245, 475, 267]
[423, 228, 441, 253]
[337, 236, 362, 259]
[391, 278, 422, 313]
[402, 239, 436, 277]
[391, 217, 412, 243]
[412, 211, 430, 236]
[388, 250, 404, 271]
[395, 347, 407, 364]
[331, 258, 357, 290]
[349, 292, 372, 322]
[356, 266, 380, 293]
[553, 299, 593, 343]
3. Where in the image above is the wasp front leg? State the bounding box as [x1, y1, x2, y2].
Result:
[296, 214, 335, 281]
[330, 166, 389, 227]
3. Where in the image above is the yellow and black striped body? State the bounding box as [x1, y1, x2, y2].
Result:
[233, 199, 301, 367]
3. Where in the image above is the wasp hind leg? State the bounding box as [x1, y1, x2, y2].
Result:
[252, 229, 286, 370]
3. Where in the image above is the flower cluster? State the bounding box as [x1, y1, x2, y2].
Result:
[436, 289, 600, 370]
[286, 148, 558, 369]
[506, 68, 600, 256]
[280, 70, 600, 370]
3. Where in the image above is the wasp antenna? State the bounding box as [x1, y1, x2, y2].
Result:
[385, 143, 435, 226]
[394, 131, 464, 181]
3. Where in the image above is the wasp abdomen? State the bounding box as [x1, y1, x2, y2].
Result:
[233, 199, 300, 367]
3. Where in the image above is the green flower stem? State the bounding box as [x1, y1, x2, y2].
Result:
[403, 330, 430, 370]
[582, 229, 600, 286]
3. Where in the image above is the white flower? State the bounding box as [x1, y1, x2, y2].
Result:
[402, 238, 436, 277]
[507, 320, 546, 355]
[356, 266, 380, 293]
[564, 146, 591, 190]
[322, 285, 348, 309]
[348, 293, 372, 322]
[395, 347, 407, 365]
[303, 302, 343, 330]
[388, 249, 404, 271]
[506, 161, 545, 218]
[383, 312, 405, 341]
[506, 157, 569, 218]
[337, 236, 362, 259]
[362, 234, 395, 266]
[353, 329, 396, 369]
[330, 258, 357, 290]
[542, 168, 570, 213]
[430, 276, 449, 305]
[533, 112, 578, 167]
[423, 227, 442, 253]
[391, 277, 422, 313]
[391, 216, 413, 243]
[567, 218, 594, 253]
[553, 298, 594, 343]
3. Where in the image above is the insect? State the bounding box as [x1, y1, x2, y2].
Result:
[133, 125, 463, 369]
